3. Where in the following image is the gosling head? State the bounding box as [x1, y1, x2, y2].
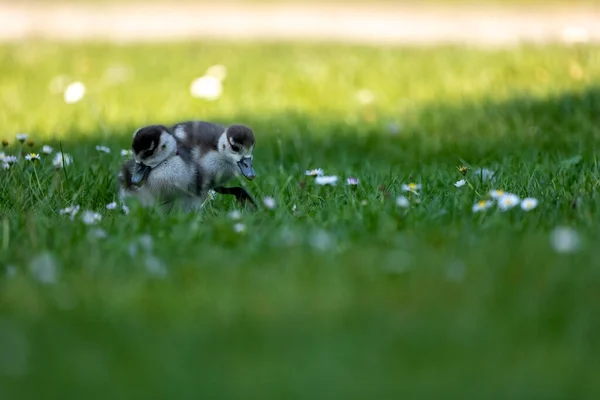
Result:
[130, 124, 177, 184]
[218, 124, 256, 181]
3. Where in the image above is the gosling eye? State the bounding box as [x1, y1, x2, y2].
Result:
[231, 144, 241, 153]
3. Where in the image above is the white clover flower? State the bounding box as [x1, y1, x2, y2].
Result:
[81, 211, 102, 225]
[41, 145, 53, 154]
[315, 175, 338, 185]
[190, 75, 222, 100]
[346, 177, 360, 185]
[489, 189, 505, 199]
[396, 196, 410, 208]
[520, 198, 538, 211]
[16, 133, 28, 143]
[472, 199, 493, 213]
[106, 202, 117, 210]
[454, 179, 466, 188]
[497, 193, 520, 211]
[550, 226, 581, 253]
[305, 168, 324, 177]
[233, 223, 246, 233]
[52, 152, 72, 168]
[401, 182, 421, 194]
[95, 145, 111, 154]
[228, 210, 242, 220]
[262, 197, 276, 210]
[63, 81, 86, 104]
[24, 153, 40, 162]
[120, 149, 132, 157]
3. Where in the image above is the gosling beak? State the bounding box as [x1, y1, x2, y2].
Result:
[237, 157, 256, 181]
[131, 162, 151, 184]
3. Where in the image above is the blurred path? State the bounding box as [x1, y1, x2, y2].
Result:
[0, 2, 598, 45]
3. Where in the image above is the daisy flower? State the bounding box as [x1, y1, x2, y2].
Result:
[228, 210, 242, 220]
[262, 197, 276, 210]
[233, 223, 246, 233]
[401, 182, 421, 194]
[42, 145, 53, 154]
[96, 145, 111, 154]
[81, 211, 102, 225]
[472, 199, 493, 213]
[106, 202, 117, 210]
[63, 81, 86, 104]
[346, 177, 360, 185]
[474, 168, 494, 181]
[16, 133, 28, 143]
[520, 197, 538, 211]
[25, 153, 40, 162]
[60, 205, 80, 220]
[4, 155, 17, 164]
[2, 163, 9, 170]
[305, 168, 324, 177]
[396, 196, 410, 208]
[121, 149, 132, 157]
[489, 189, 505, 199]
[454, 179, 466, 188]
[52, 152, 73, 168]
[497, 193, 520, 211]
[550, 226, 580, 253]
[315, 175, 338, 185]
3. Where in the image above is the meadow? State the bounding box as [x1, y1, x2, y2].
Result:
[1, 40, 600, 398]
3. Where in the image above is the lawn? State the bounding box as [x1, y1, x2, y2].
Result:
[1, 40, 600, 398]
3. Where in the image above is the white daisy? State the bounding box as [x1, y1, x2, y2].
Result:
[305, 168, 324, 177]
[120, 149, 132, 157]
[63, 81, 86, 104]
[16, 133, 28, 143]
[96, 145, 111, 154]
[355, 89, 374, 105]
[4, 155, 17, 164]
[550, 226, 580, 253]
[59, 205, 80, 220]
[454, 179, 466, 188]
[262, 197, 276, 210]
[42, 145, 53, 154]
[472, 199, 493, 213]
[474, 168, 494, 181]
[228, 210, 242, 220]
[190, 75, 222, 100]
[346, 177, 360, 185]
[315, 175, 338, 185]
[25, 153, 40, 162]
[233, 223, 245, 233]
[52, 152, 72, 168]
[489, 189, 505, 199]
[520, 198, 538, 211]
[401, 183, 421, 194]
[106, 202, 117, 210]
[396, 196, 410, 208]
[497, 193, 520, 211]
[81, 211, 102, 225]
[205, 64, 227, 80]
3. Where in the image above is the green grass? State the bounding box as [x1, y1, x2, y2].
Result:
[1, 40, 600, 398]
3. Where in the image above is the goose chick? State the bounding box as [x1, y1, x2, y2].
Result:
[118, 124, 203, 212]
[172, 120, 257, 207]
